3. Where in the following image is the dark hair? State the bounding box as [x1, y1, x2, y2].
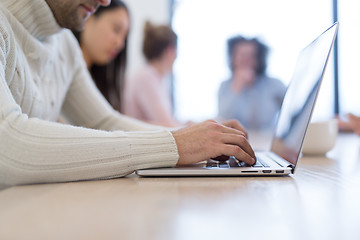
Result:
[227, 36, 269, 76]
[142, 21, 177, 61]
[73, 0, 129, 112]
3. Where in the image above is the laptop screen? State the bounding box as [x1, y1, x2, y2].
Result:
[270, 23, 338, 166]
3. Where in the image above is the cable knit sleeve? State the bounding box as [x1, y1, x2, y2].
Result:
[0, 30, 179, 187]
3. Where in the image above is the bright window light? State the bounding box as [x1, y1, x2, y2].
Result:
[172, 0, 334, 122]
[338, 1, 360, 116]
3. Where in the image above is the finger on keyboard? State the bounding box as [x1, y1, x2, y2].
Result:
[211, 155, 230, 162]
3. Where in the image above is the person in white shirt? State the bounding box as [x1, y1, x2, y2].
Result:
[0, 0, 255, 186]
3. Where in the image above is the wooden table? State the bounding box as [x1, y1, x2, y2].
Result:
[0, 133, 359, 240]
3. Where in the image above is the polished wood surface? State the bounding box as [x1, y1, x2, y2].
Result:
[0, 133, 359, 240]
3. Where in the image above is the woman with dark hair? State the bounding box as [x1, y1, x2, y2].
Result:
[217, 36, 286, 130]
[123, 21, 185, 127]
[73, 0, 129, 112]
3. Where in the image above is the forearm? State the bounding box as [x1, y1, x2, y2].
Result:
[0, 110, 178, 186]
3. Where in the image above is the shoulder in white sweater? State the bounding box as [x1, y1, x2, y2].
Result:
[0, 0, 178, 186]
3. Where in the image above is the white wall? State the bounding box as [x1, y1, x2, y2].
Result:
[122, 0, 171, 78]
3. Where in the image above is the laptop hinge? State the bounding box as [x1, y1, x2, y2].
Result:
[268, 152, 296, 174]
[288, 164, 296, 174]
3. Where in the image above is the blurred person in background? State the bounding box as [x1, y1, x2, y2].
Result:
[217, 36, 286, 131]
[123, 21, 187, 127]
[73, 0, 129, 112]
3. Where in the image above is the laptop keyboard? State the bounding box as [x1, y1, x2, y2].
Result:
[206, 156, 270, 169]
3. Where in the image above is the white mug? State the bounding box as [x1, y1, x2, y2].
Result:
[302, 119, 338, 155]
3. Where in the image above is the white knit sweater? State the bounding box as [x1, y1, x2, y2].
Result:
[0, 0, 179, 186]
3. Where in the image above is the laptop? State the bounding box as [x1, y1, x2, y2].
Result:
[136, 22, 339, 177]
